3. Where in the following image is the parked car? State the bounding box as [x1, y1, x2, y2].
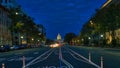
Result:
[19, 44, 27, 49]
[0, 45, 10, 52]
[10, 45, 20, 50]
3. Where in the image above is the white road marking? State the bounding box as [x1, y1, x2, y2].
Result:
[67, 48, 101, 68]
[0, 57, 34, 62]
[67, 50, 91, 64]
[25, 48, 54, 67]
[59, 47, 73, 68]
[31, 49, 55, 65]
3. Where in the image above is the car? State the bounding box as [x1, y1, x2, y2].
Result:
[10, 45, 20, 50]
[0, 45, 10, 52]
[50, 43, 59, 48]
[19, 44, 27, 49]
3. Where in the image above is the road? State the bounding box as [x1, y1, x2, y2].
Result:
[0, 45, 120, 68]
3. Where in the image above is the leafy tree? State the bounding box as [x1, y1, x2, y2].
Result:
[64, 33, 77, 44]
[79, 3, 120, 47]
[9, 7, 46, 45]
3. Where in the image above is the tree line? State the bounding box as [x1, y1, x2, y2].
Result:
[79, 3, 120, 47]
[9, 7, 46, 45]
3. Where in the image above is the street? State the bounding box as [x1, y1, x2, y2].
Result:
[0, 45, 120, 68]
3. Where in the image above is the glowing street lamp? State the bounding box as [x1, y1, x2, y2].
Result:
[100, 34, 104, 38]
[90, 21, 93, 25]
[21, 36, 23, 45]
[21, 36, 23, 39]
[32, 38, 34, 41]
[88, 37, 91, 40]
[81, 39, 84, 41]
[16, 12, 18, 15]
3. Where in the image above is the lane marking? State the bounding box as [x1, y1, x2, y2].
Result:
[68, 50, 91, 64]
[59, 47, 73, 68]
[25, 48, 54, 67]
[67, 48, 101, 68]
[30, 49, 55, 65]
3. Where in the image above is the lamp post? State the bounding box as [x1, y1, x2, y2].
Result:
[100, 34, 104, 47]
[16, 12, 18, 15]
[32, 38, 34, 45]
[32, 38, 34, 41]
[100, 34, 104, 38]
[88, 37, 91, 46]
[21, 36, 23, 45]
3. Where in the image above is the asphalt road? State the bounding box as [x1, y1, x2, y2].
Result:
[0, 45, 120, 68]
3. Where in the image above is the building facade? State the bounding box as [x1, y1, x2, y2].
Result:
[0, 0, 18, 8]
[101, 0, 120, 9]
[0, 5, 12, 46]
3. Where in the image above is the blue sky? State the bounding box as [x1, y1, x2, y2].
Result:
[16, 0, 106, 39]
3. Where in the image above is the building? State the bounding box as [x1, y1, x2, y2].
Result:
[101, 0, 112, 9]
[0, 0, 18, 9]
[101, 0, 120, 45]
[57, 33, 61, 40]
[101, 0, 120, 9]
[56, 33, 63, 43]
[115, 29, 120, 44]
[0, 4, 12, 46]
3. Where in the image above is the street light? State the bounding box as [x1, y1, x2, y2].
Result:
[88, 37, 91, 46]
[32, 38, 34, 41]
[16, 12, 18, 15]
[88, 37, 91, 40]
[21, 36, 23, 39]
[21, 36, 23, 45]
[81, 39, 84, 41]
[100, 34, 104, 38]
[90, 20, 93, 25]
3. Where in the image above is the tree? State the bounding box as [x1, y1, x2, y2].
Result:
[64, 33, 77, 44]
[9, 7, 46, 45]
[79, 3, 120, 47]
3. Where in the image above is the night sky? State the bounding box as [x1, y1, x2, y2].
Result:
[16, 0, 106, 39]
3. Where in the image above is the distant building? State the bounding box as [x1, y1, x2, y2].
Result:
[57, 33, 61, 40]
[56, 33, 63, 43]
[0, 5, 12, 46]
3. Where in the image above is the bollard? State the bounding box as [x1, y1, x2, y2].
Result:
[101, 56, 103, 68]
[2, 63, 5, 68]
[22, 56, 25, 68]
[89, 52, 91, 62]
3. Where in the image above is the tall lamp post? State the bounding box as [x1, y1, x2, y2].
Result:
[88, 37, 91, 46]
[21, 36, 23, 45]
[32, 38, 34, 45]
[100, 34, 104, 47]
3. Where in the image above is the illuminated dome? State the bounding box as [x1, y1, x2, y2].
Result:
[57, 33, 61, 40]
